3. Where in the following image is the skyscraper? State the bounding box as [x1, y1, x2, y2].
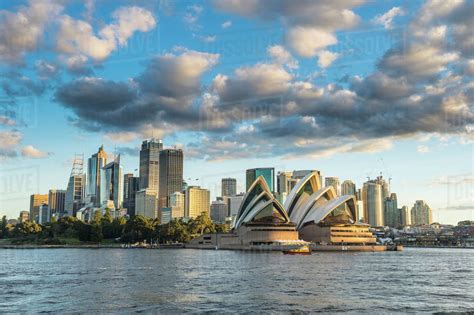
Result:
[139, 138, 163, 192]
[135, 189, 158, 219]
[65, 153, 85, 217]
[277, 171, 296, 195]
[87, 145, 107, 206]
[325, 177, 340, 195]
[211, 200, 228, 223]
[221, 178, 237, 197]
[341, 180, 357, 197]
[400, 205, 411, 226]
[411, 200, 432, 226]
[48, 189, 66, 218]
[384, 193, 399, 227]
[158, 149, 183, 209]
[169, 191, 185, 219]
[246, 168, 275, 192]
[100, 155, 123, 209]
[362, 180, 384, 226]
[29, 194, 48, 222]
[123, 174, 139, 216]
[185, 186, 210, 218]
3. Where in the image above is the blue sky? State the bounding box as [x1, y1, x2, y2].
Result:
[0, 0, 472, 224]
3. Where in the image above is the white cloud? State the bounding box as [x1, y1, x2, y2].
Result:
[417, 144, 430, 153]
[21, 145, 50, 158]
[194, 34, 217, 43]
[57, 6, 156, 62]
[0, 116, 16, 126]
[286, 27, 337, 57]
[267, 45, 298, 69]
[372, 6, 405, 29]
[316, 50, 340, 68]
[0, 1, 63, 63]
[221, 20, 232, 29]
[0, 131, 21, 149]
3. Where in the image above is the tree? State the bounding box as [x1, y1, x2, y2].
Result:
[121, 215, 155, 243]
[92, 210, 102, 224]
[11, 221, 42, 238]
[188, 212, 215, 236]
[90, 223, 103, 243]
[0, 216, 8, 239]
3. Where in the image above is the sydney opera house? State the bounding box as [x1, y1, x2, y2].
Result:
[189, 172, 379, 251]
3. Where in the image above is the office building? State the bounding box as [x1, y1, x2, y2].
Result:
[341, 180, 357, 197]
[400, 205, 411, 226]
[123, 174, 139, 216]
[139, 138, 163, 192]
[19, 211, 29, 222]
[86, 145, 107, 206]
[411, 200, 433, 226]
[48, 189, 66, 218]
[65, 154, 85, 216]
[135, 189, 158, 219]
[169, 191, 185, 219]
[362, 179, 384, 226]
[38, 203, 49, 224]
[211, 200, 228, 223]
[246, 168, 275, 192]
[158, 149, 183, 208]
[324, 177, 340, 195]
[100, 155, 123, 209]
[185, 186, 210, 218]
[221, 178, 237, 197]
[384, 193, 399, 227]
[29, 194, 48, 222]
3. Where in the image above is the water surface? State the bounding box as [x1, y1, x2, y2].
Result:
[0, 248, 473, 313]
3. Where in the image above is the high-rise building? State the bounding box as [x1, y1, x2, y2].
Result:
[158, 149, 183, 208]
[325, 177, 340, 195]
[384, 193, 399, 227]
[341, 180, 357, 197]
[293, 170, 322, 183]
[362, 180, 384, 226]
[48, 189, 66, 218]
[246, 168, 275, 192]
[277, 171, 297, 195]
[135, 189, 158, 219]
[123, 174, 139, 216]
[185, 186, 210, 218]
[169, 191, 185, 219]
[100, 155, 123, 209]
[38, 203, 49, 224]
[65, 154, 85, 217]
[139, 139, 163, 192]
[29, 194, 48, 222]
[19, 211, 29, 222]
[224, 193, 245, 218]
[86, 145, 107, 206]
[221, 178, 237, 197]
[411, 200, 432, 226]
[211, 200, 228, 223]
[399, 205, 411, 226]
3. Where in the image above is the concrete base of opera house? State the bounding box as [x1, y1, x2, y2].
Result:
[186, 224, 310, 251]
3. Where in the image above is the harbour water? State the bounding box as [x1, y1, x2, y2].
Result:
[1, 248, 473, 313]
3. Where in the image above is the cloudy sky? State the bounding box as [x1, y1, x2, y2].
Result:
[0, 0, 472, 224]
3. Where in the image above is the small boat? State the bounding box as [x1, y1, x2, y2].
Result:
[282, 245, 311, 255]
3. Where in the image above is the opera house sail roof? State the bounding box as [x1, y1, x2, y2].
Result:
[233, 176, 291, 229]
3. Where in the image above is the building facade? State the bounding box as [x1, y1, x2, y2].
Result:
[86, 145, 107, 206]
[48, 189, 66, 218]
[100, 155, 123, 209]
[139, 138, 163, 192]
[341, 180, 357, 197]
[400, 205, 411, 226]
[246, 168, 275, 192]
[169, 191, 185, 219]
[221, 178, 237, 197]
[65, 174, 85, 217]
[211, 200, 228, 223]
[324, 177, 340, 195]
[384, 193, 399, 227]
[135, 189, 158, 219]
[19, 211, 29, 222]
[29, 194, 48, 222]
[411, 200, 432, 226]
[185, 186, 210, 218]
[158, 149, 183, 209]
[123, 174, 139, 216]
[362, 180, 384, 226]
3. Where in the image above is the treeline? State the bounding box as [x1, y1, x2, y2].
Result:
[0, 210, 229, 245]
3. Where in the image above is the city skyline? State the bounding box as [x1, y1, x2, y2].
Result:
[0, 0, 472, 224]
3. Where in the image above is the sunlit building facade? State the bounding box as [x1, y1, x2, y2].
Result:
[246, 168, 275, 192]
[185, 186, 210, 218]
[100, 155, 123, 209]
[86, 145, 107, 206]
[411, 200, 432, 226]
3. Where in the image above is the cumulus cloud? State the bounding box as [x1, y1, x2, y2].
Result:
[0, 1, 63, 63]
[221, 20, 232, 28]
[417, 145, 430, 153]
[372, 6, 404, 29]
[267, 45, 298, 69]
[21, 145, 50, 158]
[56, 6, 156, 64]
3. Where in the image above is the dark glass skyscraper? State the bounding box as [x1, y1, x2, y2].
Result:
[158, 149, 183, 208]
[139, 139, 163, 192]
[86, 145, 107, 206]
[123, 173, 139, 216]
[221, 178, 237, 197]
[246, 168, 275, 192]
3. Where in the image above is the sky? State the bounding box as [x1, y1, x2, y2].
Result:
[0, 0, 472, 224]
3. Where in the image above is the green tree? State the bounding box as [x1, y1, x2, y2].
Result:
[90, 223, 103, 243]
[0, 216, 8, 239]
[92, 210, 102, 224]
[11, 221, 42, 238]
[121, 215, 155, 243]
[188, 212, 215, 236]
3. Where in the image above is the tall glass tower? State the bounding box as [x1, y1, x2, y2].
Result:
[246, 168, 275, 192]
[139, 139, 163, 193]
[100, 155, 123, 209]
[86, 145, 107, 206]
[158, 149, 183, 209]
